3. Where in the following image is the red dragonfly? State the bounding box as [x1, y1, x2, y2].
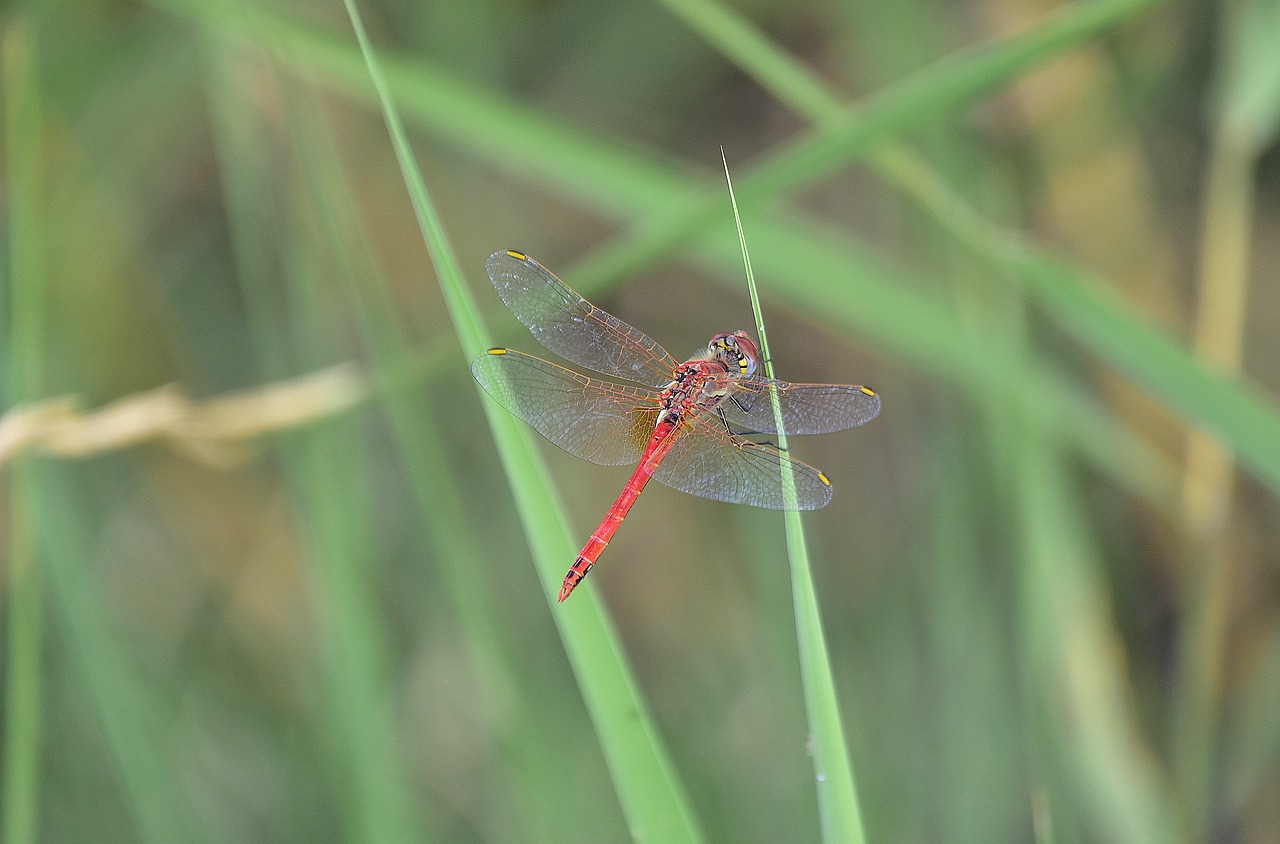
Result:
[472, 250, 880, 601]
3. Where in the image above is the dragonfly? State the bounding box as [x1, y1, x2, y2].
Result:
[471, 249, 880, 601]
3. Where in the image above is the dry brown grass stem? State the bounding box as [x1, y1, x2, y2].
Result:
[0, 364, 368, 469]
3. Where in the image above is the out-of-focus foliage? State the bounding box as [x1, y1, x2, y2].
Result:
[4, 0, 1280, 841]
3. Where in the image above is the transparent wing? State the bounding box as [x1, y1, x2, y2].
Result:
[486, 250, 679, 388]
[471, 348, 660, 466]
[721, 377, 881, 435]
[652, 414, 835, 510]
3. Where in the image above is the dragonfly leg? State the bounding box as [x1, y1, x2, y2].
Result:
[716, 408, 788, 451]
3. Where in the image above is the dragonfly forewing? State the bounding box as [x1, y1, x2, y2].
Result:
[486, 250, 680, 388]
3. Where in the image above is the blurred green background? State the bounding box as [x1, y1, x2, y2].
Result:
[5, 0, 1280, 841]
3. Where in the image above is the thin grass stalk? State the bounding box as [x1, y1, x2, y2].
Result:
[3, 20, 45, 844]
[723, 157, 867, 843]
[341, 2, 704, 840]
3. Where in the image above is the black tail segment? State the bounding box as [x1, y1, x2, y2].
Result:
[559, 557, 594, 602]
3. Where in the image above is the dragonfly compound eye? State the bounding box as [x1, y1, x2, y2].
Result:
[708, 331, 759, 376]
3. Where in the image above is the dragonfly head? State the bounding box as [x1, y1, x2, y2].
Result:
[708, 331, 760, 376]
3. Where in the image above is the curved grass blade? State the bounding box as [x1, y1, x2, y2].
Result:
[341, 3, 704, 840]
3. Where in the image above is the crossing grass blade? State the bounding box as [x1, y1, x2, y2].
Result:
[1008, 248, 1280, 494]
[341, 2, 705, 840]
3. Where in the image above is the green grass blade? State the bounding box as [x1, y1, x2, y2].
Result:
[286, 426, 428, 843]
[925, 428, 1026, 843]
[685, 11, 1179, 838]
[724, 156, 867, 843]
[3, 20, 46, 844]
[1219, 0, 1280, 148]
[341, 3, 704, 840]
[2, 482, 40, 844]
[283, 87, 580, 839]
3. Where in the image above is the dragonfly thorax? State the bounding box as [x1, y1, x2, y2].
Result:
[656, 359, 738, 427]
